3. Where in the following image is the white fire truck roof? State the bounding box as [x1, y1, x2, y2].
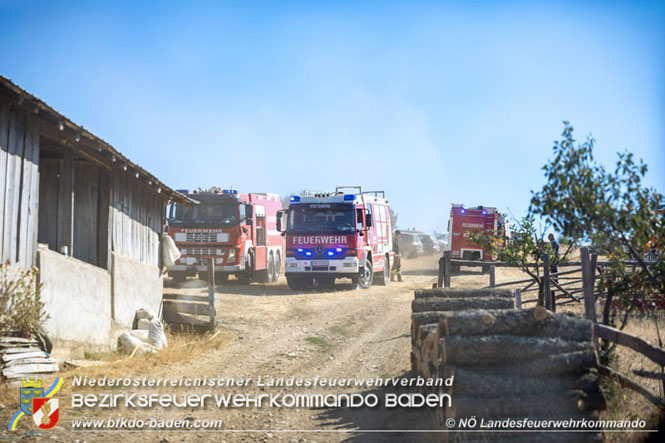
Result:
[291, 191, 389, 206]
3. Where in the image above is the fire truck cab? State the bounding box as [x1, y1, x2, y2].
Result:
[167, 189, 282, 284]
[277, 187, 394, 290]
[448, 204, 510, 267]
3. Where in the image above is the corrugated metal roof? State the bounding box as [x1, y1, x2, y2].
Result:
[0, 75, 195, 206]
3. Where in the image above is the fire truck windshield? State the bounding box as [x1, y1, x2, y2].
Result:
[178, 202, 239, 225]
[287, 203, 355, 233]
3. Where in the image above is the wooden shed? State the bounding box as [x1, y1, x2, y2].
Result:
[0, 76, 192, 352]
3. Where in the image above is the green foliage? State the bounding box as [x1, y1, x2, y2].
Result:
[0, 261, 49, 338]
[390, 208, 399, 229]
[470, 215, 569, 305]
[558, 236, 574, 245]
[530, 122, 664, 332]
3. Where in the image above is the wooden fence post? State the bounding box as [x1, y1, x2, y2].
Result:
[581, 247, 597, 323]
[207, 258, 216, 330]
[489, 265, 496, 288]
[444, 250, 451, 288]
[514, 288, 522, 309]
[543, 253, 552, 311]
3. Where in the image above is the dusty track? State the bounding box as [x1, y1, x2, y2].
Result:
[0, 255, 443, 442]
[167, 255, 441, 442]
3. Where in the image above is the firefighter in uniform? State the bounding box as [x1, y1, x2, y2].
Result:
[391, 230, 403, 282]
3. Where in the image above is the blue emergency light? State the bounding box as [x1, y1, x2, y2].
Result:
[327, 251, 334, 257]
[305, 251, 312, 257]
[176, 189, 190, 194]
[482, 210, 487, 215]
[223, 189, 238, 195]
[297, 248, 304, 253]
[460, 208, 466, 214]
[335, 247, 343, 253]
[290, 196, 300, 202]
[344, 194, 355, 201]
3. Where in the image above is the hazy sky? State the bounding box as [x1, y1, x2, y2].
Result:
[1, 0, 663, 232]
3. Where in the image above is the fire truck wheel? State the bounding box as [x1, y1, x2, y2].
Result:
[287, 276, 312, 290]
[237, 253, 254, 284]
[267, 253, 276, 283]
[272, 254, 281, 282]
[355, 260, 373, 289]
[375, 257, 390, 286]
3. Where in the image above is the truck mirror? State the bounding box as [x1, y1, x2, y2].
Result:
[366, 213, 373, 228]
[245, 204, 253, 223]
[276, 210, 284, 232]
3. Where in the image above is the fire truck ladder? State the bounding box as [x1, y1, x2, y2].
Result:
[362, 191, 385, 198]
[335, 186, 363, 195]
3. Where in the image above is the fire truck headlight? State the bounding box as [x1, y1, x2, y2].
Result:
[228, 249, 237, 261]
[287, 262, 298, 269]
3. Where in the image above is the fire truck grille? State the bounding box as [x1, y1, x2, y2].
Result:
[182, 249, 213, 256]
[186, 232, 218, 243]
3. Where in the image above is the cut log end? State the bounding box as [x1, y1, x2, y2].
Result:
[481, 313, 495, 326]
[533, 306, 549, 321]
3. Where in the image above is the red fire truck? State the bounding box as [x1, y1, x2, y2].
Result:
[167, 189, 283, 284]
[277, 187, 394, 290]
[448, 204, 510, 270]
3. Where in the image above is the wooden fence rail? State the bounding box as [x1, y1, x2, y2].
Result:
[437, 245, 665, 409]
[595, 324, 665, 367]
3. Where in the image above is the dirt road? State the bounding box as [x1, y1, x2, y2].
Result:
[0, 255, 444, 443]
[164, 255, 442, 442]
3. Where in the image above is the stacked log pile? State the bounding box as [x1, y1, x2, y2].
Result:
[411, 288, 605, 442]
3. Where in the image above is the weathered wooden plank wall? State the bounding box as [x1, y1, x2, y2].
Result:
[73, 160, 100, 265]
[0, 99, 39, 269]
[37, 157, 60, 250]
[0, 101, 10, 261]
[111, 168, 163, 267]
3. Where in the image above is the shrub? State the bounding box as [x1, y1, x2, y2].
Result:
[0, 261, 49, 338]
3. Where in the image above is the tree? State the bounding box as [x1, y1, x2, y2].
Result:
[530, 122, 664, 357]
[390, 208, 399, 230]
[470, 215, 573, 306]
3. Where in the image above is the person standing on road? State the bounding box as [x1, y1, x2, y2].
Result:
[391, 230, 403, 282]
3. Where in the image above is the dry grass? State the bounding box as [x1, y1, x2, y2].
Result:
[0, 326, 233, 413]
[601, 315, 665, 442]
